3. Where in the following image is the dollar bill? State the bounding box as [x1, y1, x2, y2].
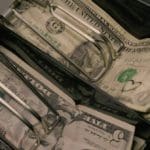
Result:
[0, 47, 82, 150]
[82, 0, 150, 113]
[56, 105, 135, 150]
[0, 46, 75, 105]
[0, 61, 59, 149]
[3, 0, 150, 113]
[0, 66, 70, 150]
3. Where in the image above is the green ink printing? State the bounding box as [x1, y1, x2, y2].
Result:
[117, 68, 137, 83]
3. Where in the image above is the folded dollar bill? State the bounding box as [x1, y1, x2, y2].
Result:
[84, 0, 150, 113]
[0, 61, 60, 149]
[2, 0, 150, 114]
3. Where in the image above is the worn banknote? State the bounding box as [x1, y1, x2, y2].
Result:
[0, 46, 75, 106]
[3, 0, 150, 114]
[0, 61, 59, 150]
[3, 0, 124, 81]
[55, 105, 135, 150]
[0, 45, 79, 126]
[83, 0, 150, 113]
[0, 46, 77, 150]
[0, 46, 136, 150]
[0, 62, 79, 150]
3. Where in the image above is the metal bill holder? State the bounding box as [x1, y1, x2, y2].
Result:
[2, 0, 122, 81]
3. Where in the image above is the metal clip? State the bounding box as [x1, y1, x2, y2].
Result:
[10, 2, 117, 81]
[0, 90, 44, 149]
[49, 4, 116, 81]
[0, 82, 42, 123]
[0, 95, 35, 131]
[0, 51, 60, 134]
[11, 9, 92, 80]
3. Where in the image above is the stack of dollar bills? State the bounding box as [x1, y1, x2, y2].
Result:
[0, 0, 149, 149]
